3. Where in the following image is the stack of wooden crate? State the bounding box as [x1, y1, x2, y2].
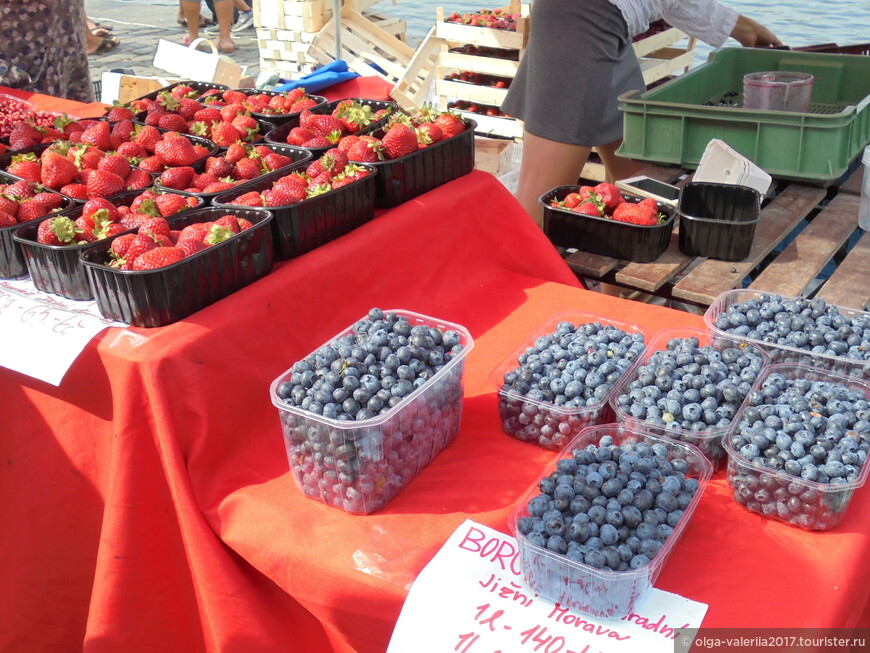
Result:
[254, 0, 408, 78]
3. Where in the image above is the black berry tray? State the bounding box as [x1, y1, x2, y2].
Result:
[80, 207, 274, 327]
[211, 164, 376, 260]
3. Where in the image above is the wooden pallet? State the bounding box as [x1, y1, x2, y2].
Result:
[389, 26, 441, 112]
[562, 164, 870, 312]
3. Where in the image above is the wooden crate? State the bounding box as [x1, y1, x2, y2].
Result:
[390, 26, 441, 112]
[439, 48, 520, 77]
[434, 6, 529, 50]
[638, 45, 696, 85]
[435, 78, 509, 107]
[254, 0, 327, 32]
[455, 109, 523, 139]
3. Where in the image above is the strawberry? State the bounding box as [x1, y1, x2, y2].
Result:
[158, 113, 190, 133]
[79, 121, 112, 150]
[17, 199, 52, 222]
[434, 112, 465, 139]
[191, 172, 219, 190]
[82, 197, 121, 224]
[178, 237, 207, 257]
[346, 139, 383, 163]
[416, 123, 442, 147]
[176, 98, 203, 121]
[562, 192, 583, 209]
[0, 211, 17, 227]
[106, 103, 135, 122]
[302, 135, 334, 148]
[262, 152, 292, 171]
[154, 193, 189, 218]
[286, 127, 313, 147]
[98, 154, 130, 179]
[211, 122, 244, 148]
[155, 136, 199, 167]
[126, 168, 153, 190]
[119, 213, 150, 231]
[593, 183, 623, 213]
[337, 135, 361, 153]
[573, 201, 603, 217]
[139, 217, 171, 239]
[109, 233, 138, 259]
[159, 166, 196, 190]
[37, 216, 77, 245]
[193, 107, 223, 125]
[178, 222, 212, 243]
[205, 156, 234, 178]
[335, 101, 375, 133]
[7, 154, 42, 183]
[59, 183, 89, 201]
[137, 155, 164, 173]
[220, 102, 248, 123]
[0, 195, 19, 216]
[231, 191, 265, 207]
[224, 142, 248, 163]
[214, 215, 241, 234]
[8, 123, 43, 150]
[611, 200, 658, 226]
[202, 181, 236, 194]
[131, 246, 186, 270]
[234, 157, 263, 180]
[307, 114, 343, 137]
[3, 180, 38, 199]
[40, 150, 79, 189]
[86, 170, 126, 199]
[133, 125, 162, 153]
[231, 114, 259, 136]
[117, 141, 146, 159]
[171, 85, 197, 99]
[123, 233, 159, 266]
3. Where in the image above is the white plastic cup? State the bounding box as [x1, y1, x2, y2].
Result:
[743, 71, 814, 112]
[860, 145, 870, 231]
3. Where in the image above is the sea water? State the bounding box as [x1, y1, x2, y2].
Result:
[377, 0, 869, 63]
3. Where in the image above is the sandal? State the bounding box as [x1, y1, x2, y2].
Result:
[178, 15, 215, 28]
[88, 36, 120, 55]
[87, 19, 112, 32]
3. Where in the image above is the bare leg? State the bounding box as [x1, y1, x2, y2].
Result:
[181, 0, 203, 41]
[595, 138, 648, 183]
[514, 131, 592, 228]
[211, 0, 236, 51]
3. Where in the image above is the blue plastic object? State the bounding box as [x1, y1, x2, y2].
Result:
[273, 60, 360, 94]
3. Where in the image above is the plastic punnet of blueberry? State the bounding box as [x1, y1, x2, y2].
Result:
[726, 366, 870, 530]
[272, 308, 471, 513]
[498, 319, 647, 450]
[513, 429, 710, 618]
[711, 293, 870, 366]
[613, 333, 767, 464]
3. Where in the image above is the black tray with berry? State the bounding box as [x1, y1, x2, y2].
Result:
[263, 98, 398, 155]
[354, 116, 476, 209]
[130, 81, 230, 106]
[0, 178, 74, 278]
[229, 88, 328, 126]
[211, 158, 376, 260]
[12, 189, 203, 300]
[154, 143, 311, 204]
[541, 184, 676, 263]
[80, 206, 274, 327]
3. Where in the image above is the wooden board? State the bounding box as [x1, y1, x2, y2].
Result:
[389, 26, 441, 112]
[815, 231, 870, 310]
[439, 50, 521, 77]
[632, 27, 690, 58]
[839, 163, 865, 196]
[455, 109, 524, 138]
[638, 47, 695, 85]
[434, 13, 528, 50]
[562, 250, 620, 278]
[748, 193, 860, 297]
[435, 78, 509, 106]
[615, 232, 693, 292]
[671, 184, 826, 306]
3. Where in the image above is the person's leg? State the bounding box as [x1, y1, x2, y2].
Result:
[211, 0, 235, 51]
[595, 139, 648, 183]
[181, 0, 204, 42]
[514, 131, 592, 228]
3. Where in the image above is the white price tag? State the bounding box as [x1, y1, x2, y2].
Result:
[388, 520, 708, 653]
[0, 278, 124, 385]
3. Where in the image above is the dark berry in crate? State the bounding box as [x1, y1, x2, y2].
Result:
[498, 320, 646, 450]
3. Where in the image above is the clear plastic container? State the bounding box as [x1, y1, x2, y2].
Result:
[743, 71, 814, 112]
[508, 423, 713, 619]
[269, 310, 474, 514]
[491, 311, 651, 451]
[723, 362, 870, 530]
[704, 289, 870, 379]
[609, 326, 770, 467]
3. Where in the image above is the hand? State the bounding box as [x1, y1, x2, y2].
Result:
[731, 15, 782, 48]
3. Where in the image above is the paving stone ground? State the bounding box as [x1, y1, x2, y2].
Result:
[85, 0, 262, 97]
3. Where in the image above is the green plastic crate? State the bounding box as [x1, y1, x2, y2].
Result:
[617, 48, 870, 183]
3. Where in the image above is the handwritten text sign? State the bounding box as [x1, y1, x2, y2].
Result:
[387, 520, 707, 653]
[0, 278, 122, 385]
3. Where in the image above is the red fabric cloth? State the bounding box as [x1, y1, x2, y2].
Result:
[2, 81, 870, 652]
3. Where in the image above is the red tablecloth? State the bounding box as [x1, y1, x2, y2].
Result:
[2, 81, 869, 653]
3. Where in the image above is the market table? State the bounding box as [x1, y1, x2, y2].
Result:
[2, 83, 870, 653]
[562, 163, 870, 312]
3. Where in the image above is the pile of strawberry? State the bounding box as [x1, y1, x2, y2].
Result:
[232, 87, 322, 116]
[444, 8, 519, 30]
[283, 100, 394, 149]
[5, 140, 153, 200]
[444, 71, 511, 89]
[105, 213, 253, 271]
[550, 183, 665, 226]
[157, 143, 295, 194]
[226, 148, 371, 207]
[3, 114, 112, 150]
[335, 106, 466, 162]
[0, 180, 67, 227]
[120, 126, 213, 174]
[130, 85, 271, 147]
[34, 191, 198, 246]
[447, 99, 509, 118]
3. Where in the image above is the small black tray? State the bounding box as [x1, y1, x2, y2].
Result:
[211, 164, 376, 259]
[131, 81, 230, 104]
[12, 189, 203, 299]
[541, 186, 676, 263]
[263, 98, 398, 155]
[361, 118, 476, 208]
[677, 182, 761, 261]
[154, 143, 311, 203]
[80, 207, 274, 328]
[231, 88, 328, 126]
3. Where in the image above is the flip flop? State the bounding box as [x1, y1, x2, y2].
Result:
[87, 19, 112, 32]
[92, 27, 111, 38]
[89, 36, 120, 55]
[218, 42, 236, 54]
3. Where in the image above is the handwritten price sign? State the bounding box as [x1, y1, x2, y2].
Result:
[387, 521, 708, 653]
[0, 278, 122, 385]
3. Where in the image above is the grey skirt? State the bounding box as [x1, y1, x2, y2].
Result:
[501, 0, 644, 146]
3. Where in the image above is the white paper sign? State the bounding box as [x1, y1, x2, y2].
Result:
[0, 278, 123, 385]
[387, 520, 708, 653]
